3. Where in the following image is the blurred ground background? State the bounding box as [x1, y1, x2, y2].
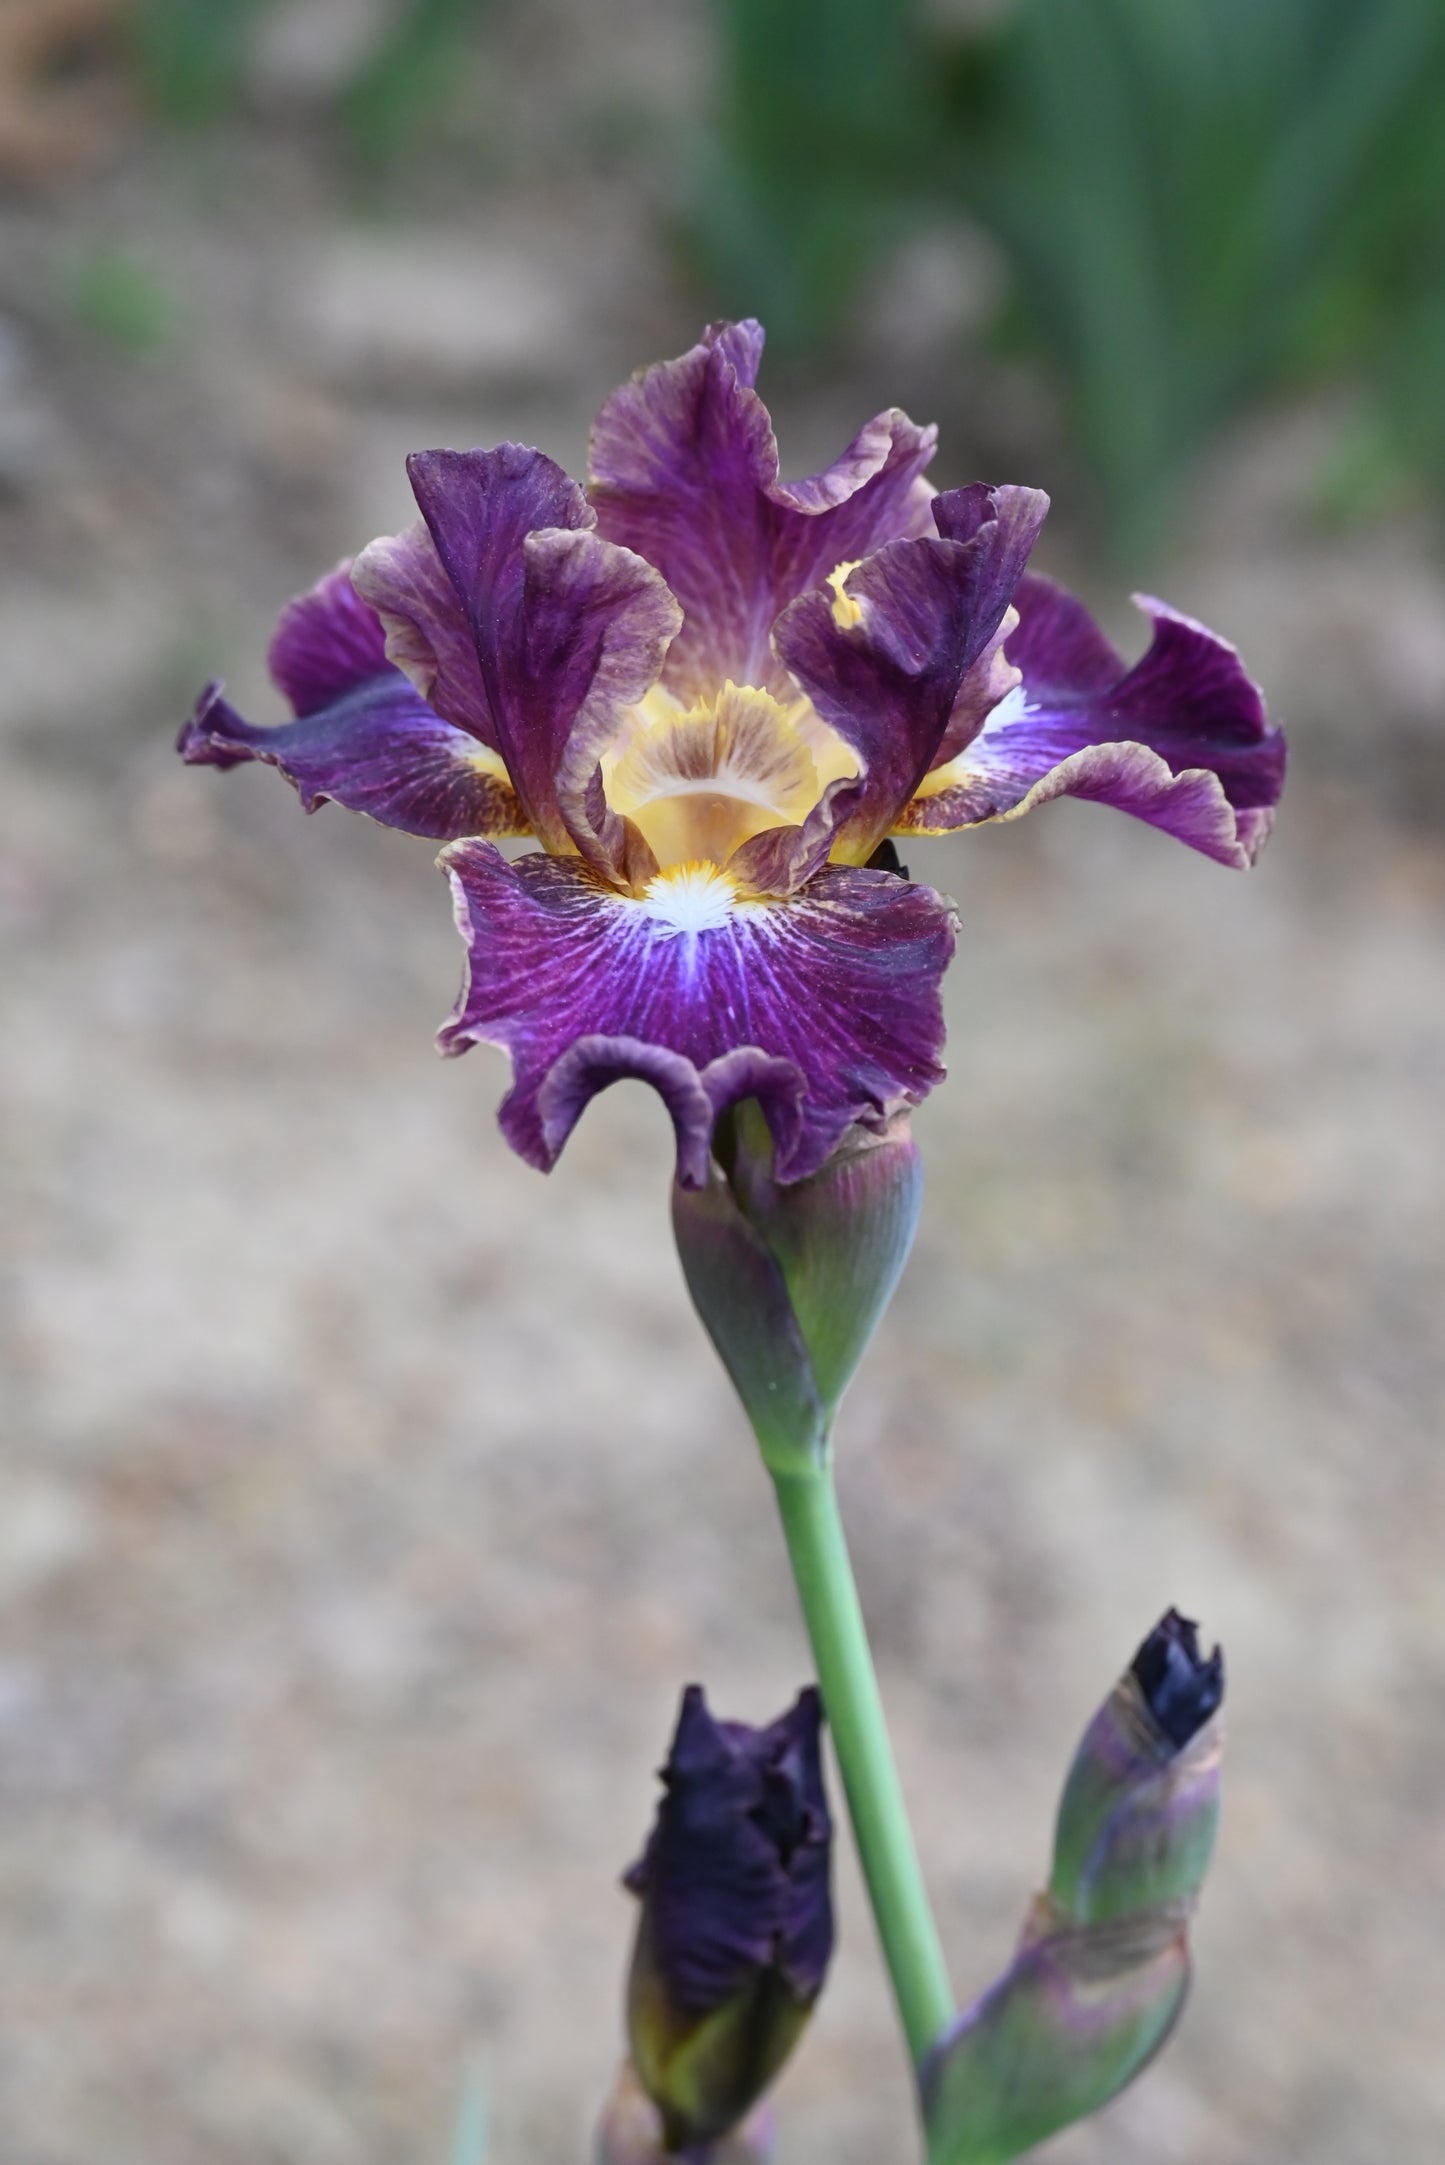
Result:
[2, 2, 1444, 2161]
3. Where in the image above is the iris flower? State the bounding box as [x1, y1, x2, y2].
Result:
[180, 320, 1284, 1185]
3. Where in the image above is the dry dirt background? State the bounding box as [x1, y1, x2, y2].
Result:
[2, 6, 1445, 2162]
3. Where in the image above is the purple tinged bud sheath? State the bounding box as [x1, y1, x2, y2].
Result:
[923, 1611, 1225, 2165]
[1051, 1608, 1224, 1925]
[671, 1101, 922, 1476]
[921, 1912, 1189, 2165]
[595, 2061, 775, 2165]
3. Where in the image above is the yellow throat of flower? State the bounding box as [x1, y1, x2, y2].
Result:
[602, 679, 858, 883]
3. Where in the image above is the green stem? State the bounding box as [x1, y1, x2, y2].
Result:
[772, 1462, 954, 2071]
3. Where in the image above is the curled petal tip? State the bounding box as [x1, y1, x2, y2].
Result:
[177, 571, 528, 840]
[177, 681, 242, 765]
[902, 572, 1283, 868]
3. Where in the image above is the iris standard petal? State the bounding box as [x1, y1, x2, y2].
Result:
[588, 319, 937, 698]
[349, 518, 501, 750]
[900, 575, 1285, 869]
[773, 483, 1050, 861]
[177, 562, 526, 840]
[356, 443, 587, 847]
[526, 525, 684, 879]
[356, 447, 681, 867]
[436, 846, 957, 1185]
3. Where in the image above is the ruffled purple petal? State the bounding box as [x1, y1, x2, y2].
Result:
[928, 609, 1022, 771]
[178, 680, 526, 839]
[268, 561, 388, 711]
[349, 519, 501, 752]
[899, 575, 1286, 868]
[588, 319, 937, 697]
[1004, 568, 1123, 693]
[437, 846, 957, 1185]
[773, 483, 1049, 860]
[177, 561, 526, 839]
[355, 448, 680, 866]
[526, 525, 683, 880]
[537, 1041, 810, 1192]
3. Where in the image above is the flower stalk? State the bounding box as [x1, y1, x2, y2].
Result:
[772, 1460, 954, 2071]
[674, 1103, 953, 2084]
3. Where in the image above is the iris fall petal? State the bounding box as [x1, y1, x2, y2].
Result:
[438, 844, 957, 1186]
[901, 574, 1285, 868]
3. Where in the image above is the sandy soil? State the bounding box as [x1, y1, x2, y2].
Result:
[2, 13, 1444, 2161]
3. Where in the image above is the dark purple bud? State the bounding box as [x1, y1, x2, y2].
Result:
[1131, 1609, 1224, 1750]
[623, 1686, 833, 2151]
[1052, 1609, 1224, 1926]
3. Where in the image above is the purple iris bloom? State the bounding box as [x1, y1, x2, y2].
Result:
[179, 321, 1285, 1186]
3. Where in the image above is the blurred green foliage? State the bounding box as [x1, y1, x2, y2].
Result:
[65, 242, 180, 355]
[132, 0, 275, 120]
[131, 0, 490, 168]
[338, 0, 490, 172]
[702, 0, 1445, 545]
[693, 0, 938, 350]
[125, 0, 1445, 543]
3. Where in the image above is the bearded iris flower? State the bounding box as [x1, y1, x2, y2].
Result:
[180, 319, 1284, 1186]
[179, 328, 1267, 2152]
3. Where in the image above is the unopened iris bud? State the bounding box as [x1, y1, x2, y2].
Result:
[672, 1101, 922, 1475]
[923, 1611, 1225, 2165]
[622, 1684, 833, 2151]
[1051, 1607, 1223, 1924]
